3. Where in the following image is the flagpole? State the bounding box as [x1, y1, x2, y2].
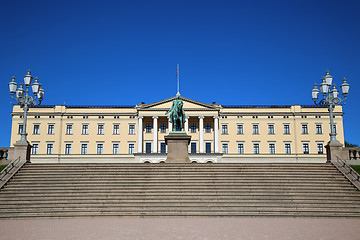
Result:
[177, 64, 180, 96]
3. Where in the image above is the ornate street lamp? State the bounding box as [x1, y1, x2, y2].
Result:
[311, 70, 350, 144]
[9, 70, 45, 143]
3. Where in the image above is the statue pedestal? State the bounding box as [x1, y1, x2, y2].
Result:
[165, 132, 191, 163]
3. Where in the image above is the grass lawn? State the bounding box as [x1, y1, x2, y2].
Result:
[0, 165, 7, 172]
[350, 165, 360, 175]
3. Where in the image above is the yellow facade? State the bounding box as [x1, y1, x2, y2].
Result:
[10, 96, 344, 163]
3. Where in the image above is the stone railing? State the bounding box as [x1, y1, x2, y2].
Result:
[345, 147, 360, 160]
[0, 147, 10, 164]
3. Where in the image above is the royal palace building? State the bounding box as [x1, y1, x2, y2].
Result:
[9, 96, 344, 163]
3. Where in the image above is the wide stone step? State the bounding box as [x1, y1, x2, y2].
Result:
[2, 211, 360, 219]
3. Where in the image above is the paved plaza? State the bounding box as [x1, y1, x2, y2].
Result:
[0, 217, 359, 240]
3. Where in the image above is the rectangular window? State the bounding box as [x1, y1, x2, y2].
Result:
[331, 124, 337, 134]
[237, 124, 244, 134]
[317, 143, 324, 154]
[145, 123, 152, 133]
[206, 142, 212, 153]
[32, 144, 39, 154]
[303, 143, 309, 154]
[160, 143, 166, 153]
[160, 123, 167, 133]
[66, 124, 73, 135]
[113, 144, 119, 154]
[191, 142, 197, 153]
[146, 142, 152, 153]
[283, 124, 290, 134]
[253, 124, 259, 134]
[98, 124, 104, 135]
[285, 143, 291, 154]
[81, 144, 87, 155]
[48, 124, 55, 135]
[128, 143, 135, 154]
[97, 144, 103, 154]
[113, 124, 120, 135]
[82, 124, 89, 135]
[190, 123, 197, 133]
[301, 124, 308, 134]
[222, 143, 228, 154]
[205, 123, 211, 133]
[222, 124, 228, 134]
[253, 143, 260, 154]
[33, 124, 40, 135]
[269, 143, 275, 154]
[268, 124, 275, 134]
[129, 125, 135, 135]
[65, 144, 72, 155]
[47, 144, 53, 154]
[238, 143, 244, 154]
[18, 124, 23, 134]
[316, 124, 322, 134]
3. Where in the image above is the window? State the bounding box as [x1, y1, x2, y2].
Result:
[301, 124, 308, 134]
[253, 143, 260, 154]
[129, 125, 135, 135]
[48, 124, 55, 135]
[113, 124, 120, 135]
[237, 124, 244, 134]
[32, 144, 39, 154]
[269, 143, 275, 154]
[146, 142, 152, 153]
[205, 123, 211, 133]
[113, 144, 119, 154]
[285, 143, 291, 154]
[65, 144, 72, 154]
[160, 123, 167, 133]
[18, 124, 23, 134]
[283, 124, 290, 134]
[128, 143, 135, 154]
[206, 142, 212, 153]
[47, 144, 53, 154]
[316, 124, 322, 134]
[222, 124, 228, 134]
[97, 144, 103, 154]
[190, 123, 197, 133]
[222, 143, 228, 154]
[331, 124, 337, 134]
[33, 124, 40, 134]
[238, 143, 244, 154]
[82, 124, 89, 135]
[98, 124, 104, 135]
[268, 124, 274, 134]
[191, 142, 197, 153]
[66, 124, 73, 135]
[317, 143, 324, 154]
[160, 143, 166, 153]
[303, 143, 309, 154]
[253, 124, 259, 134]
[81, 144, 87, 154]
[145, 123, 152, 133]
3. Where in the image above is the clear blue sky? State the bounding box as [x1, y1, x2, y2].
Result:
[1, 0, 359, 147]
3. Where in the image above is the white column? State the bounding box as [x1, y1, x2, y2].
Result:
[153, 116, 158, 153]
[184, 116, 189, 134]
[199, 116, 204, 153]
[137, 116, 143, 153]
[168, 117, 172, 133]
[214, 116, 219, 153]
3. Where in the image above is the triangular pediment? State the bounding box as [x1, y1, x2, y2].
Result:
[137, 96, 219, 111]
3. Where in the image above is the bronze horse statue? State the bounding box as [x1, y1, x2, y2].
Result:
[166, 95, 185, 131]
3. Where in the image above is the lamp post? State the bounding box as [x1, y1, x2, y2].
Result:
[311, 70, 350, 144]
[8, 70, 45, 143]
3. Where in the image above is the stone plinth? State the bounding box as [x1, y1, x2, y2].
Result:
[164, 132, 191, 163]
[325, 141, 345, 162]
[9, 141, 32, 163]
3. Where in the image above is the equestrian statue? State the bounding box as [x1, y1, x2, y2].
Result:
[166, 94, 185, 132]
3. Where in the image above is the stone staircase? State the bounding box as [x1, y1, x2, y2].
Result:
[0, 163, 359, 219]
